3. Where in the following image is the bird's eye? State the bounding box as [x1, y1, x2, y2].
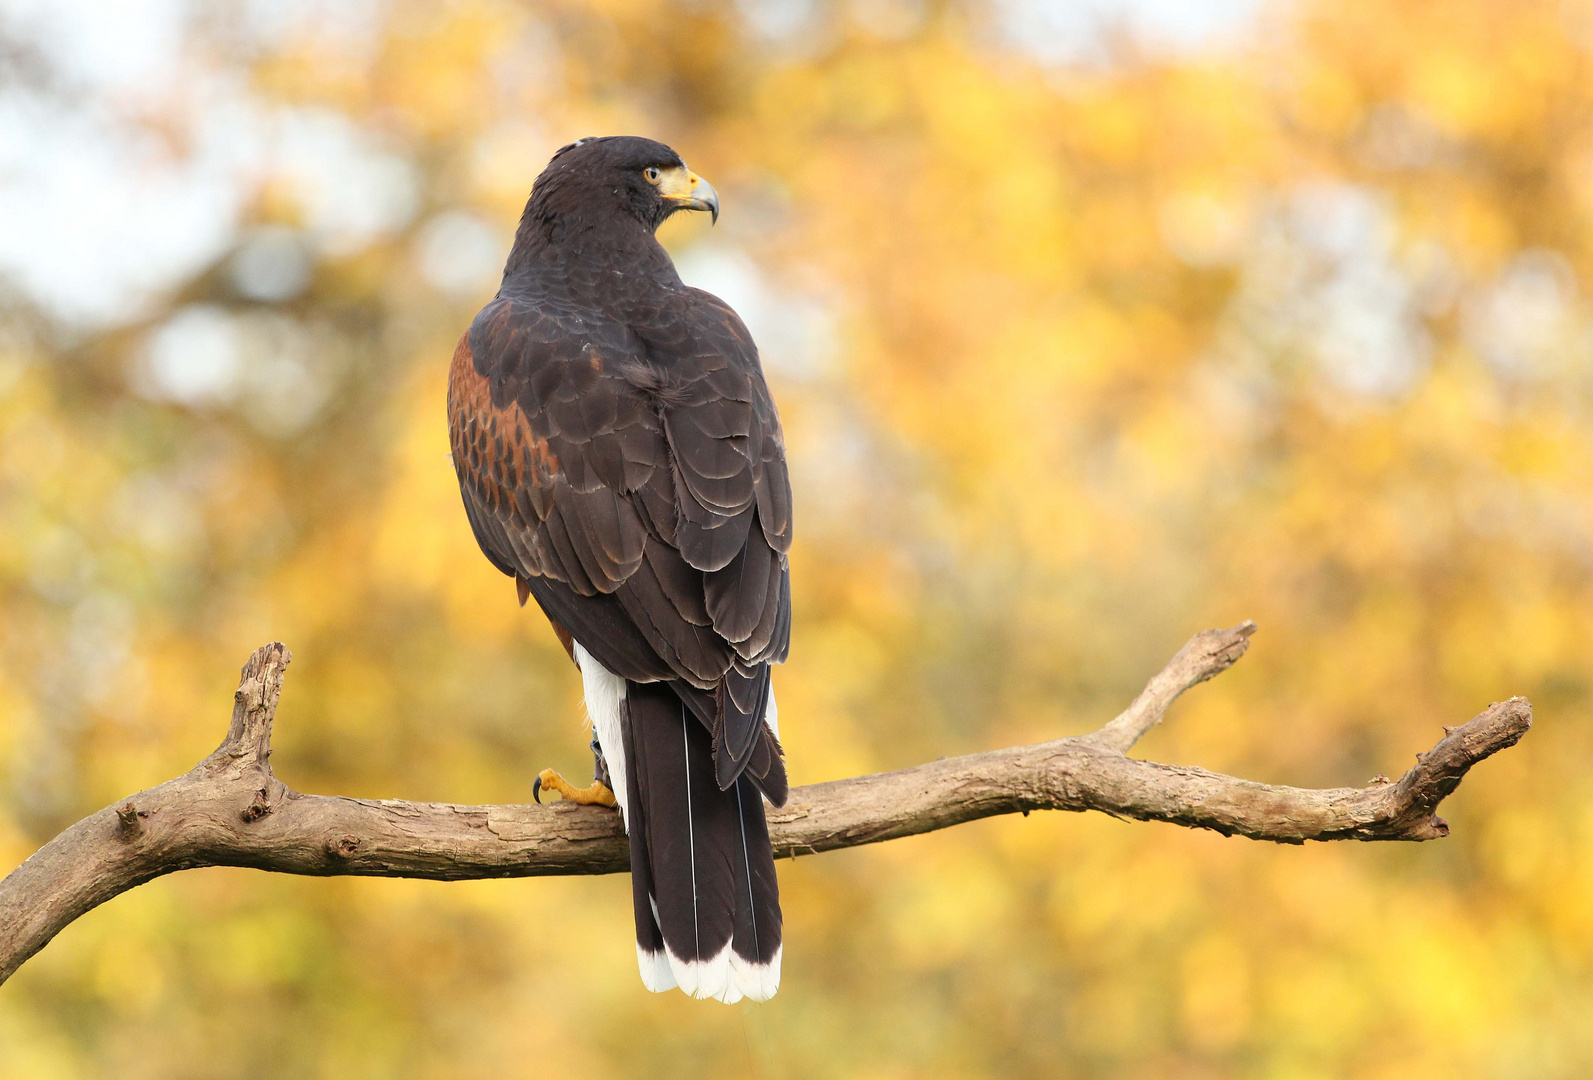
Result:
[644, 167, 662, 184]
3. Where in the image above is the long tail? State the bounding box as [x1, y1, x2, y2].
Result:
[622, 680, 781, 1003]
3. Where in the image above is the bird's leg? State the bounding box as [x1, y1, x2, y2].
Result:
[591, 734, 613, 791]
[532, 735, 617, 808]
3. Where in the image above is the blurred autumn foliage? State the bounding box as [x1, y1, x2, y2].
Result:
[3, 0, 1593, 1076]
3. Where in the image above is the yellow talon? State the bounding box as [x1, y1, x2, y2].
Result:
[534, 768, 617, 808]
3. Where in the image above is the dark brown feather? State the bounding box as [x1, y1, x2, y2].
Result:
[704, 524, 774, 645]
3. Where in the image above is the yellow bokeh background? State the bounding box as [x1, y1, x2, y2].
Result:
[3, 0, 1593, 1076]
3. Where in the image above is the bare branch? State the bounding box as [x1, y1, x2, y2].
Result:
[0, 624, 1530, 986]
[1083, 620, 1257, 753]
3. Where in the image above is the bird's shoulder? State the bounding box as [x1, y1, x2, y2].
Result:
[460, 292, 636, 404]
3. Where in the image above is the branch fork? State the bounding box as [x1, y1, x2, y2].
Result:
[0, 623, 1531, 985]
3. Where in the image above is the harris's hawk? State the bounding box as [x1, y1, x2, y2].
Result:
[447, 137, 792, 1003]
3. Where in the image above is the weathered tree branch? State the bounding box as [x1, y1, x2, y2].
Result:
[0, 623, 1530, 985]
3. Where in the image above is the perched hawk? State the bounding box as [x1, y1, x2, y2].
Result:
[448, 137, 792, 1003]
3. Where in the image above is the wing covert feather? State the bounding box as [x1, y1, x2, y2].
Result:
[449, 285, 793, 776]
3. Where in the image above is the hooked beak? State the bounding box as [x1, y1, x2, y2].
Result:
[657, 166, 719, 224]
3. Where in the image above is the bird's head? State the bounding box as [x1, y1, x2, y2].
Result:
[530, 136, 720, 232]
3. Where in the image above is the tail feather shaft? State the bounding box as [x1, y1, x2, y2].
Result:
[623, 680, 782, 1002]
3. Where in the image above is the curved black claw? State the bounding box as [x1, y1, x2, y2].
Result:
[532, 775, 543, 804]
